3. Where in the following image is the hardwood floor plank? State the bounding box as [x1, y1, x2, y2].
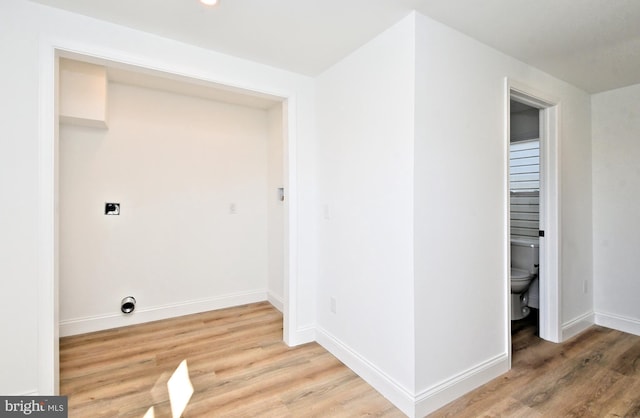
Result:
[607, 374, 640, 418]
[479, 396, 543, 418]
[562, 371, 632, 418]
[609, 337, 640, 376]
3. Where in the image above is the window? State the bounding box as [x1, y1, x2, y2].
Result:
[510, 139, 539, 239]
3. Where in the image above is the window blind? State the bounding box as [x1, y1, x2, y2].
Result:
[510, 139, 540, 239]
[509, 139, 539, 192]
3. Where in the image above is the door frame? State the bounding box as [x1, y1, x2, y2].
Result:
[506, 78, 562, 346]
[37, 38, 301, 395]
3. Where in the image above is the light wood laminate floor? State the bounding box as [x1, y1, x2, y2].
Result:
[60, 302, 404, 417]
[429, 310, 640, 417]
[61, 304, 640, 417]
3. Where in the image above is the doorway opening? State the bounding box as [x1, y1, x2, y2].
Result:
[37, 45, 299, 394]
[56, 54, 288, 338]
[509, 99, 541, 339]
[507, 81, 561, 359]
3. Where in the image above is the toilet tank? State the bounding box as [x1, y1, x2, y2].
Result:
[511, 237, 539, 274]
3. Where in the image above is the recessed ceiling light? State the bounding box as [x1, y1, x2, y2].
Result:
[200, 0, 219, 5]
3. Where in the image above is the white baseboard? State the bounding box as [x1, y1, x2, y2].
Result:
[316, 327, 509, 418]
[595, 311, 640, 336]
[267, 291, 284, 312]
[562, 311, 595, 341]
[315, 327, 415, 417]
[10, 390, 39, 396]
[290, 324, 316, 346]
[414, 353, 509, 417]
[59, 290, 267, 337]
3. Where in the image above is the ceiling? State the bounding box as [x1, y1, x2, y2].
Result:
[30, 0, 640, 93]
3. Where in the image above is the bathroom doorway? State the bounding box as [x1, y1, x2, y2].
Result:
[509, 99, 541, 329]
[508, 81, 561, 346]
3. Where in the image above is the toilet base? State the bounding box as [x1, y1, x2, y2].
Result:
[511, 292, 530, 321]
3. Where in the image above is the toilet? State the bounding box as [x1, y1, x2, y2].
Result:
[511, 238, 539, 320]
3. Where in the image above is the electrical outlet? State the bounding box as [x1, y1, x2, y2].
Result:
[229, 203, 237, 214]
[330, 296, 337, 314]
[105, 202, 120, 215]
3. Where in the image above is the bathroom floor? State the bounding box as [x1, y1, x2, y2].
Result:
[511, 307, 539, 338]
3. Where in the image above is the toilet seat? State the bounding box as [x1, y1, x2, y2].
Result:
[511, 267, 530, 281]
[511, 267, 533, 295]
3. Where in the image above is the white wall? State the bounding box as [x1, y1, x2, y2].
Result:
[592, 83, 640, 335]
[59, 82, 273, 335]
[412, 12, 592, 415]
[558, 95, 594, 330]
[0, 2, 40, 394]
[315, 15, 416, 413]
[414, 14, 509, 412]
[0, 0, 315, 396]
[315, 10, 593, 416]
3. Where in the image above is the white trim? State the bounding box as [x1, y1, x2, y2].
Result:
[37, 41, 59, 396]
[59, 290, 268, 337]
[507, 78, 562, 343]
[503, 81, 513, 367]
[315, 327, 415, 417]
[37, 35, 302, 395]
[15, 390, 40, 397]
[294, 324, 317, 344]
[282, 97, 298, 346]
[317, 324, 509, 418]
[595, 311, 640, 336]
[414, 353, 509, 418]
[267, 291, 284, 312]
[540, 103, 562, 343]
[561, 312, 595, 340]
